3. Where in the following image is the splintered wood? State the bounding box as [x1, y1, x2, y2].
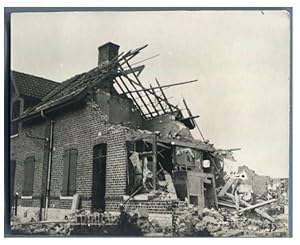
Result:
[217, 177, 276, 222]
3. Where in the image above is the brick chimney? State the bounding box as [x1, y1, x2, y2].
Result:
[98, 42, 120, 67]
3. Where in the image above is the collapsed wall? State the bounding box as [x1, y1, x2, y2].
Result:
[238, 165, 271, 197]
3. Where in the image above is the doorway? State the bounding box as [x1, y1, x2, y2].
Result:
[92, 144, 107, 211]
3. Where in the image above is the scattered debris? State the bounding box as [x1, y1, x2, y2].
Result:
[10, 42, 289, 237]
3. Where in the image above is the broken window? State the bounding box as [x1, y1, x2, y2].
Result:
[175, 147, 197, 170]
[126, 139, 174, 196]
[22, 156, 35, 196]
[61, 149, 78, 196]
[126, 140, 150, 194]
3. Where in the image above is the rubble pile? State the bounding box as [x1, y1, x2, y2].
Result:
[11, 222, 73, 236]
[118, 208, 173, 236]
[173, 202, 288, 237]
[10, 199, 288, 237]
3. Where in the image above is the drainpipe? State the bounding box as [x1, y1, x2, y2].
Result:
[41, 110, 54, 220]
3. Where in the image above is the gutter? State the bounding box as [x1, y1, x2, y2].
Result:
[13, 88, 89, 123]
[41, 110, 54, 220]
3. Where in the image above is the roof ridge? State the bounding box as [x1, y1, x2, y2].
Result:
[11, 70, 59, 85]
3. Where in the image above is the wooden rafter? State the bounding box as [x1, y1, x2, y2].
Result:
[155, 78, 174, 113]
[114, 46, 185, 119]
[150, 84, 166, 113]
[114, 77, 146, 118]
[118, 65, 153, 117]
[118, 67, 178, 113]
[124, 59, 159, 116]
[120, 79, 197, 95]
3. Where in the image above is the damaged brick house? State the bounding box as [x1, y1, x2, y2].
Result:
[10, 42, 224, 222]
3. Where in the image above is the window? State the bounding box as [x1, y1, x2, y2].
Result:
[22, 157, 35, 196]
[10, 160, 16, 205]
[11, 100, 21, 135]
[92, 144, 107, 210]
[61, 149, 78, 196]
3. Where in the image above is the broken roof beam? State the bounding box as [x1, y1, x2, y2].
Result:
[119, 65, 145, 77]
[114, 77, 146, 118]
[152, 90, 179, 112]
[225, 192, 275, 222]
[118, 64, 154, 117]
[120, 79, 198, 95]
[127, 79, 154, 117]
[150, 84, 166, 113]
[178, 115, 200, 121]
[182, 97, 197, 129]
[143, 90, 160, 115]
[118, 44, 148, 67]
[124, 83, 178, 112]
[118, 67, 178, 112]
[130, 54, 160, 66]
[130, 91, 172, 102]
[155, 78, 174, 113]
[237, 199, 277, 214]
[118, 59, 180, 114]
[123, 59, 159, 117]
[195, 122, 206, 142]
[182, 98, 192, 117]
[114, 79, 144, 116]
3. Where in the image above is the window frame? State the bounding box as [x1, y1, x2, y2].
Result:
[22, 156, 35, 197]
[61, 148, 78, 197]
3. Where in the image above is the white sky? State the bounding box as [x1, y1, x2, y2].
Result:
[11, 10, 290, 178]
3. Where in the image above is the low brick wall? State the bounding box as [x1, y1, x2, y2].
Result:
[106, 198, 176, 214]
[12, 206, 74, 222]
[105, 197, 177, 226]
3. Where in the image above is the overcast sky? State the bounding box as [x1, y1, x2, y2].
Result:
[11, 10, 290, 178]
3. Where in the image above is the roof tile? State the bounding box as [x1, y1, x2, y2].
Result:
[12, 71, 59, 99]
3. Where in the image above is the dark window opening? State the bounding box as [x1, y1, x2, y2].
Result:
[22, 157, 35, 196]
[61, 149, 78, 196]
[126, 140, 173, 195]
[92, 144, 107, 211]
[11, 101, 20, 135]
[10, 160, 16, 206]
[204, 182, 217, 209]
[189, 195, 198, 205]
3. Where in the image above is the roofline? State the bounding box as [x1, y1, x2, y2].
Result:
[11, 70, 59, 85]
[14, 90, 87, 123]
[11, 74, 20, 97]
[12, 69, 117, 122]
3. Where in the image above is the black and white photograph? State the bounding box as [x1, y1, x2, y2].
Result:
[5, 8, 291, 237]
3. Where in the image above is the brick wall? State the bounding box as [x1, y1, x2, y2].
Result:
[105, 126, 128, 197]
[11, 99, 129, 210]
[11, 98, 180, 217]
[105, 197, 176, 215]
[11, 119, 47, 207]
[238, 165, 271, 196]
